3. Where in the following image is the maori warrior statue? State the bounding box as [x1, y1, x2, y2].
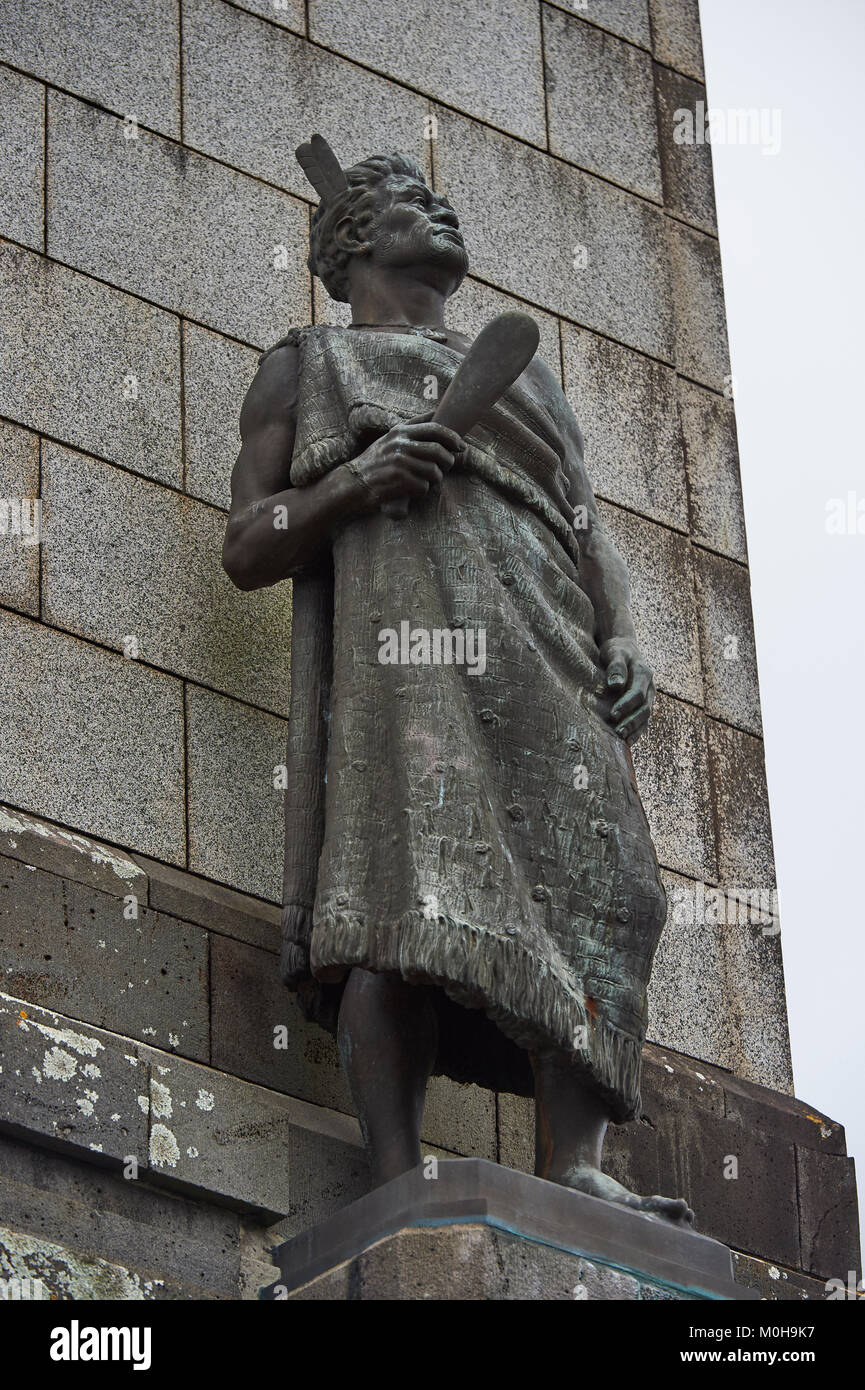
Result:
[223, 135, 693, 1224]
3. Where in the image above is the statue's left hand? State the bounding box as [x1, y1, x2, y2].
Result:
[599, 637, 655, 743]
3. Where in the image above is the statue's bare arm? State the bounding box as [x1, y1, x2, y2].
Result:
[222, 342, 464, 590]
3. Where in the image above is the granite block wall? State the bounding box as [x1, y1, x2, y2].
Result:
[0, 0, 848, 1299]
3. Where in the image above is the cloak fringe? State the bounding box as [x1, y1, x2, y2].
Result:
[305, 905, 644, 1122]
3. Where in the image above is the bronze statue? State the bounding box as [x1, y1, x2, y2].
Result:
[223, 135, 692, 1224]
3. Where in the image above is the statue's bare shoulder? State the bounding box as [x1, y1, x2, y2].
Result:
[230, 339, 300, 508]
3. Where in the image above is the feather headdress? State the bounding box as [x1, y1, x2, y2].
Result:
[294, 134, 348, 203]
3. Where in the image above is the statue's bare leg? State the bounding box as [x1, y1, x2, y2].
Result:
[531, 1050, 694, 1225]
[337, 967, 438, 1188]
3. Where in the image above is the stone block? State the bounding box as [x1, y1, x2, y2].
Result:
[0, 420, 39, 615]
[497, 1092, 534, 1175]
[0, 1224, 183, 1300]
[0, 64, 43, 251]
[598, 501, 703, 703]
[210, 933, 331, 1098]
[543, 7, 661, 201]
[41, 444, 292, 716]
[309, 0, 545, 145]
[553, 0, 651, 48]
[133, 854, 281, 955]
[0, 858, 209, 1060]
[185, 0, 432, 199]
[647, 869, 739, 1070]
[669, 220, 731, 391]
[649, 0, 704, 82]
[632, 692, 717, 881]
[694, 547, 761, 735]
[229, 0, 305, 34]
[654, 64, 717, 234]
[672, 1108, 800, 1267]
[0, 803, 148, 901]
[562, 323, 688, 530]
[707, 719, 776, 891]
[183, 322, 259, 511]
[48, 91, 309, 345]
[0, 0, 180, 137]
[678, 378, 747, 562]
[447, 277, 563, 382]
[0, 990, 148, 1163]
[0, 609, 185, 863]
[723, 1077, 843, 1156]
[0, 241, 182, 486]
[796, 1147, 861, 1282]
[185, 686, 287, 899]
[434, 109, 675, 361]
[139, 1045, 368, 1219]
[731, 1251, 835, 1302]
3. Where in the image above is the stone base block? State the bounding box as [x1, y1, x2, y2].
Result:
[262, 1159, 758, 1301]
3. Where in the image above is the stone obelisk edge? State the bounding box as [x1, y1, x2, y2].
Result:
[261, 1158, 759, 1300]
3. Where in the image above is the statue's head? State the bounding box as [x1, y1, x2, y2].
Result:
[297, 137, 469, 304]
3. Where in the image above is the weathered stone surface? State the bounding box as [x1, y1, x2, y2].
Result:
[183, 322, 259, 511]
[544, 7, 661, 201]
[185, 686, 287, 900]
[678, 378, 747, 562]
[0, 241, 182, 486]
[669, 220, 731, 391]
[184, 0, 432, 198]
[672, 1108, 799, 1267]
[434, 109, 674, 361]
[0, 0, 181, 137]
[723, 914, 791, 1094]
[0, 64, 43, 251]
[651, 870, 790, 1093]
[0, 420, 39, 615]
[650, 0, 704, 82]
[598, 502, 703, 704]
[0, 609, 185, 863]
[290, 1223, 643, 1300]
[496, 1092, 534, 1175]
[654, 64, 717, 234]
[310, 0, 545, 145]
[632, 693, 717, 881]
[229, 0, 305, 35]
[562, 324, 688, 530]
[731, 1251, 836, 1302]
[41, 444, 292, 716]
[0, 991, 148, 1162]
[48, 92, 309, 345]
[694, 548, 761, 735]
[0, 1129, 243, 1298]
[553, 0, 651, 48]
[724, 1074, 843, 1155]
[796, 1147, 861, 1283]
[707, 720, 776, 891]
[139, 1045, 367, 1219]
[0, 858, 209, 1060]
[133, 854, 281, 955]
[648, 869, 737, 1071]
[447, 277, 563, 382]
[0, 803, 147, 901]
[0, 1224, 180, 1300]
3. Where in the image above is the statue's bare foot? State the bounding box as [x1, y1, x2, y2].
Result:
[550, 1162, 695, 1226]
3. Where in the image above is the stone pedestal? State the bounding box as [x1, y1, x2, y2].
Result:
[261, 1159, 758, 1301]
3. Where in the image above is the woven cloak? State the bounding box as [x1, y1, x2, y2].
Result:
[276, 326, 666, 1121]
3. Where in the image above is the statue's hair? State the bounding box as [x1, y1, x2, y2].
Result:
[308, 151, 427, 303]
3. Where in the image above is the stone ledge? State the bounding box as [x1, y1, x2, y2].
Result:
[264, 1159, 756, 1301]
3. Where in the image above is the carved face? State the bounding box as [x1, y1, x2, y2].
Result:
[364, 175, 469, 290]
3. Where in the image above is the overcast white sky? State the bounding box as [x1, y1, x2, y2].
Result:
[699, 0, 864, 1249]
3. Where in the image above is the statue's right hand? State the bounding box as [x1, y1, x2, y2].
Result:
[346, 421, 465, 512]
